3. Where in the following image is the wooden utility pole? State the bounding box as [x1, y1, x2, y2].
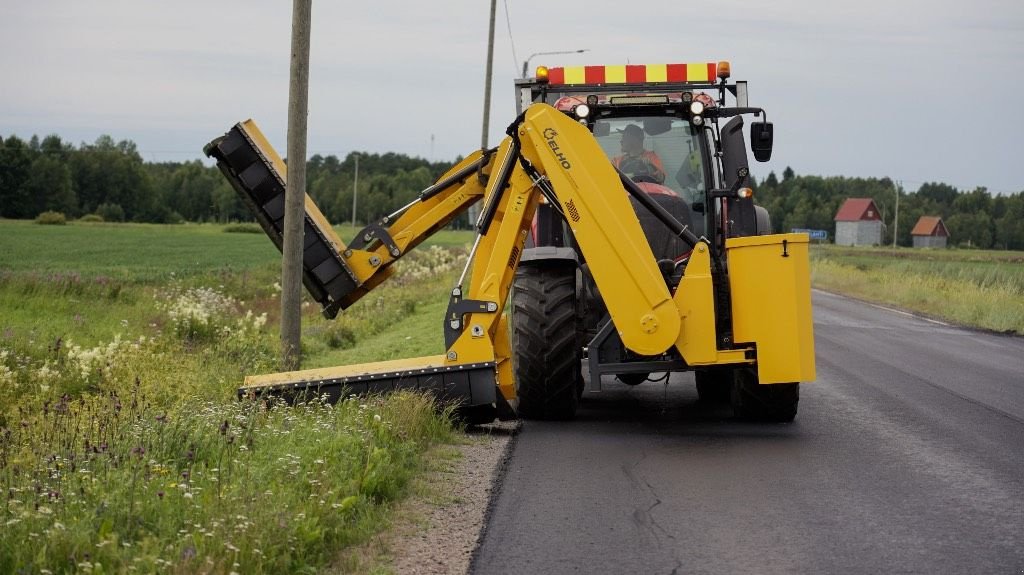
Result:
[892, 180, 901, 249]
[351, 154, 359, 228]
[470, 0, 497, 226]
[282, 0, 312, 371]
[480, 0, 497, 151]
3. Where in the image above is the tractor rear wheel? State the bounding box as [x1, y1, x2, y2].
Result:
[731, 367, 798, 422]
[511, 263, 583, 420]
[695, 368, 732, 403]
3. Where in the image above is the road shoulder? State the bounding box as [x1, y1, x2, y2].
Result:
[342, 422, 518, 574]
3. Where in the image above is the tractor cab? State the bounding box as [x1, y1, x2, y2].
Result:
[515, 61, 771, 246]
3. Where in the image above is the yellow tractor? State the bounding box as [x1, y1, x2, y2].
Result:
[204, 60, 815, 424]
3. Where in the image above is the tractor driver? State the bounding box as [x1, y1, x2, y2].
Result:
[613, 124, 666, 185]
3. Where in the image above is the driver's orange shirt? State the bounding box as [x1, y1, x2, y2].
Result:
[612, 150, 666, 184]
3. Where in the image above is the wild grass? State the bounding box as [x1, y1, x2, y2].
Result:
[35, 211, 67, 225]
[0, 389, 453, 574]
[810, 245, 1024, 333]
[303, 245, 466, 367]
[0, 219, 473, 573]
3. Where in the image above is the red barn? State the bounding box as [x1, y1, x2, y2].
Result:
[911, 216, 949, 248]
[834, 198, 883, 246]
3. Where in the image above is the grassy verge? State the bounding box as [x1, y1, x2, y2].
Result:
[0, 219, 474, 573]
[810, 245, 1024, 333]
[302, 246, 465, 368]
[1, 391, 452, 574]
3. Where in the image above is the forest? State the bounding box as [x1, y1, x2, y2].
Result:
[2, 133, 1022, 249]
[0, 133, 458, 228]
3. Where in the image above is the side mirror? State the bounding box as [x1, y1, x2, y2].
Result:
[592, 121, 610, 137]
[750, 122, 773, 162]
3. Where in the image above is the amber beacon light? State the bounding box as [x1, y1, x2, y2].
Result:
[717, 60, 731, 80]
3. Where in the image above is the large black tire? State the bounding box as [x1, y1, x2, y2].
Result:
[695, 368, 732, 403]
[511, 263, 583, 420]
[731, 367, 799, 422]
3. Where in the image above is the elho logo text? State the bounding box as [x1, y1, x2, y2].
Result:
[542, 128, 571, 170]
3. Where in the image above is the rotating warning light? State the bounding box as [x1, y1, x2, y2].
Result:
[717, 61, 731, 80]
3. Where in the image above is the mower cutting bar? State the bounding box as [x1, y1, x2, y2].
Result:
[238, 357, 499, 412]
[204, 121, 359, 316]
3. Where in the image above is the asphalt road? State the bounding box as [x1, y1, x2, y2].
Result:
[472, 290, 1024, 574]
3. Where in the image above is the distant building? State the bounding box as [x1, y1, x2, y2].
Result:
[834, 198, 883, 246]
[911, 216, 949, 248]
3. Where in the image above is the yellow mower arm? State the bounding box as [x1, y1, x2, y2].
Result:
[205, 120, 496, 317]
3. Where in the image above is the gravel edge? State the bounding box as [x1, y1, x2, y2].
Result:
[384, 421, 519, 575]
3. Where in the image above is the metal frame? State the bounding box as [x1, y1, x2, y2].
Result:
[585, 317, 688, 392]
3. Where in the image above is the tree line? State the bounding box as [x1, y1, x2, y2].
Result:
[754, 167, 1024, 250]
[2, 132, 1022, 249]
[0, 133, 457, 226]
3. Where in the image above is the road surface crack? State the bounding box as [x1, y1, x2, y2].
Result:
[621, 449, 684, 574]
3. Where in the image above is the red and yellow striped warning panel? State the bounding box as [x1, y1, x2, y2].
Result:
[547, 63, 719, 85]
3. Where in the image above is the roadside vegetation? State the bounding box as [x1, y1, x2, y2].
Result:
[810, 245, 1024, 333]
[0, 220, 473, 573]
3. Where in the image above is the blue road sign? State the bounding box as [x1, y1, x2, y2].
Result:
[791, 228, 828, 240]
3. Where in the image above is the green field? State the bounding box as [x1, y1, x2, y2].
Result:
[0, 220, 472, 278]
[810, 245, 1024, 333]
[0, 219, 473, 573]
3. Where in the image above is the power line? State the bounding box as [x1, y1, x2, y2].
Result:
[502, 0, 519, 77]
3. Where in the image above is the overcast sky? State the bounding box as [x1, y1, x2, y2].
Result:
[2, 0, 1022, 193]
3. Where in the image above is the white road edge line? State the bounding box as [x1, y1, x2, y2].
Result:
[812, 288, 951, 326]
